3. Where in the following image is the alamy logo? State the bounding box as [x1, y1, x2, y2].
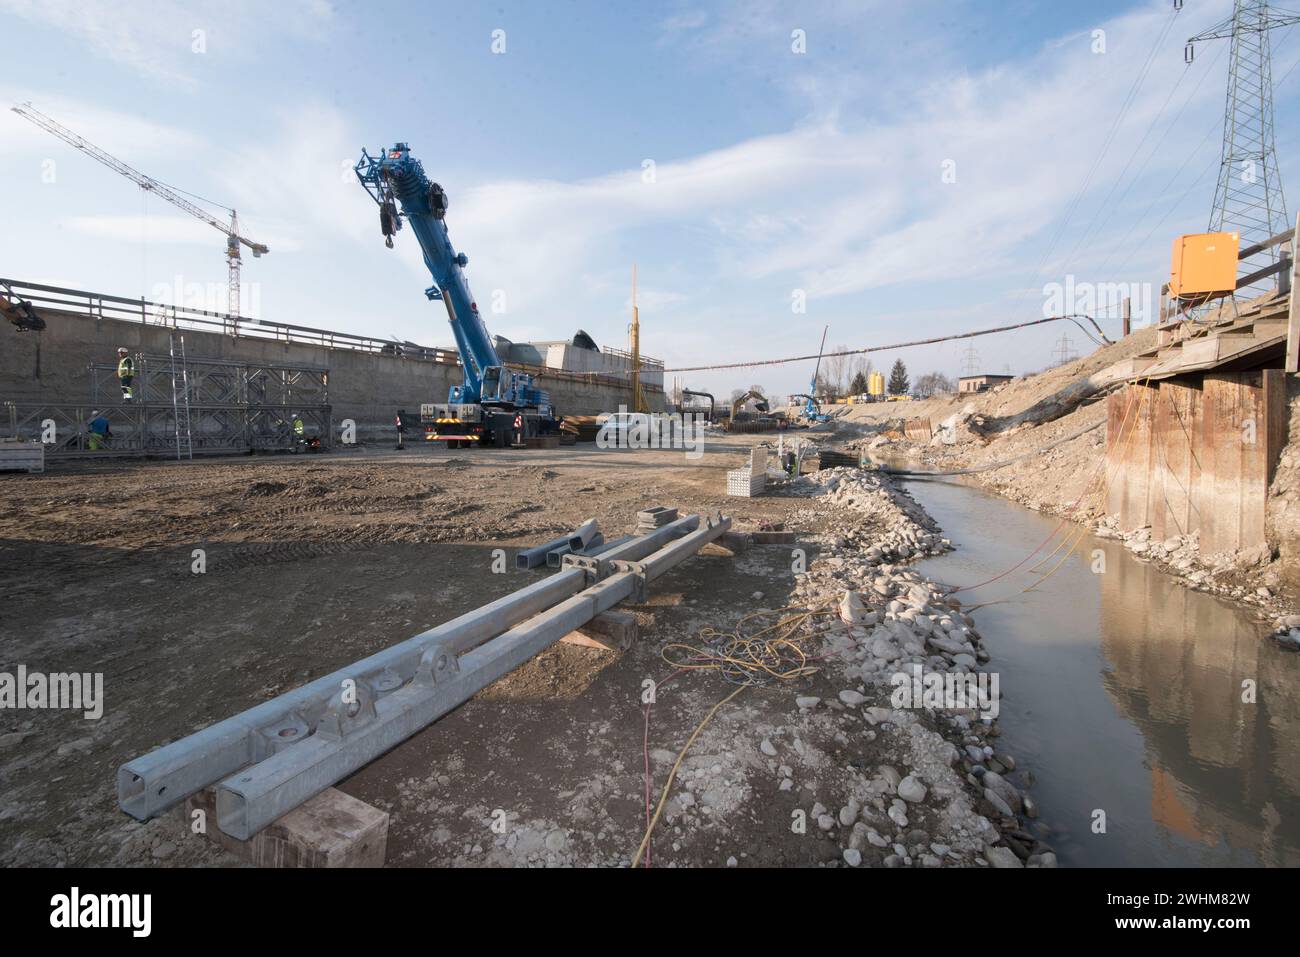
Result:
[890, 669, 1000, 719]
[50, 887, 151, 937]
[0, 667, 103, 719]
[596, 406, 706, 459]
[1042, 275, 1152, 326]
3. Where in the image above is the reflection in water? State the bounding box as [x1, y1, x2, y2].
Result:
[907, 477, 1300, 867]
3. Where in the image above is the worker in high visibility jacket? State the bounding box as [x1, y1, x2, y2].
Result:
[395, 409, 408, 450]
[292, 414, 305, 448]
[116, 348, 135, 402]
[513, 412, 523, 447]
[87, 411, 111, 451]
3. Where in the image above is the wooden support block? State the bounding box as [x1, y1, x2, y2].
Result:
[751, 530, 797, 545]
[1287, 213, 1300, 373]
[560, 609, 640, 652]
[700, 530, 750, 557]
[185, 786, 388, 868]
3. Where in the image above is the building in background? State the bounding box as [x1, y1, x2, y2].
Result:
[495, 331, 665, 391]
[958, 373, 1015, 394]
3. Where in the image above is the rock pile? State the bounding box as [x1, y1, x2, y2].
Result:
[779, 466, 1057, 867]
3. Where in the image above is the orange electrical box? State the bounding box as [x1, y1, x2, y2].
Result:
[1169, 231, 1239, 300]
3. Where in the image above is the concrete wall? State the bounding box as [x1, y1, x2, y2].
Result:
[1105, 371, 1287, 554]
[1, 308, 659, 440]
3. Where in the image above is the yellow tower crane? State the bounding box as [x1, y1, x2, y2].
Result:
[629, 263, 648, 414]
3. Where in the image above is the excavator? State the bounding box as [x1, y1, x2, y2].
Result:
[680, 388, 715, 423]
[355, 143, 560, 448]
[1, 281, 44, 332]
[726, 389, 771, 431]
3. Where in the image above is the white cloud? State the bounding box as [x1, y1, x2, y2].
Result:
[0, 0, 336, 85]
[0, 92, 204, 158]
[449, 2, 1215, 322]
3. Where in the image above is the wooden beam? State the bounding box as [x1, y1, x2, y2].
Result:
[1288, 213, 1300, 374]
[560, 609, 640, 652]
[1235, 257, 1289, 291]
[186, 787, 388, 867]
[1239, 227, 1296, 261]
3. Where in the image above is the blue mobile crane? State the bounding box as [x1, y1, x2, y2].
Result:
[355, 143, 560, 447]
[799, 326, 832, 424]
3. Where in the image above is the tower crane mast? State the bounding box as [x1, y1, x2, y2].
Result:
[11, 103, 268, 329]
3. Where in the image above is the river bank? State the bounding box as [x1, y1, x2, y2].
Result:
[907, 476, 1300, 867]
[830, 335, 1300, 649]
[780, 467, 1054, 867]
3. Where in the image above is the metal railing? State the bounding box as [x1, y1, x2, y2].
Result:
[2, 277, 664, 394]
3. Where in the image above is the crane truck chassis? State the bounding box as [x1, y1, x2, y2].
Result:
[355, 143, 561, 448]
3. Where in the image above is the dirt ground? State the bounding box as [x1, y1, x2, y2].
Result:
[0, 436, 906, 867]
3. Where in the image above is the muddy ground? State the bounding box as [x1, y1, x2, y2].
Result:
[0, 437, 926, 867]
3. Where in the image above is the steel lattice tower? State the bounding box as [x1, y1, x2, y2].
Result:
[1188, 1, 1300, 294]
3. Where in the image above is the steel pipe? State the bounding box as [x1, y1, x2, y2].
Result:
[515, 518, 600, 570]
[122, 510, 728, 838]
[117, 568, 587, 820]
[563, 514, 699, 579]
[216, 572, 639, 838]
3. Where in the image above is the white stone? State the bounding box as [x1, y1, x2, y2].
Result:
[897, 775, 928, 803]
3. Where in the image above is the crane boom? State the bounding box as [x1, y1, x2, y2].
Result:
[354, 142, 558, 448]
[11, 103, 268, 321]
[354, 143, 551, 414]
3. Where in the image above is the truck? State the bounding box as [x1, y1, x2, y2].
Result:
[355, 143, 561, 448]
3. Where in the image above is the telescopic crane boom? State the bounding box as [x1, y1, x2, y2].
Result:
[11, 103, 268, 323]
[354, 143, 557, 446]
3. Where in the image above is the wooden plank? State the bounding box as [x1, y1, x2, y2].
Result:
[1238, 373, 1268, 549]
[560, 609, 639, 652]
[1238, 226, 1296, 260]
[1264, 369, 1288, 486]
[1288, 213, 1300, 373]
[186, 787, 388, 868]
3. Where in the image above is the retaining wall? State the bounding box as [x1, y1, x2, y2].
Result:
[1105, 371, 1287, 554]
[2, 308, 660, 441]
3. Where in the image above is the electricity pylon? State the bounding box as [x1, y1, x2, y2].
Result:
[1187, 0, 1300, 295]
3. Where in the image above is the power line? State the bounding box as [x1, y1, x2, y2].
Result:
[1031, 4, 1183, 280]
[658, 315, 1102, 374]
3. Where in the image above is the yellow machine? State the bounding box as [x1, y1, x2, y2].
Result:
[1169, 231, 1239, 300]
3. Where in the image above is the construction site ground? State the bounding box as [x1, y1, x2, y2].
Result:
[1, 438, 924, 868]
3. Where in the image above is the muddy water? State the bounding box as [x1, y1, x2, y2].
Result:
[905, 477, 1300, 868]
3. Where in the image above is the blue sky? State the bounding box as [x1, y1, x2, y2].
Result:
[2, 0, 1296, 400]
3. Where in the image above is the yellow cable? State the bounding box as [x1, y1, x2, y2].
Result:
[633, 685, 746, 868]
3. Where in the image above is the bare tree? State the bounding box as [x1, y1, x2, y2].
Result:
[914, 372, 956, 397]
[823, 344, 851, 398]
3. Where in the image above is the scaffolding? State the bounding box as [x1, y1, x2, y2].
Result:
[8, 352, 332, 458]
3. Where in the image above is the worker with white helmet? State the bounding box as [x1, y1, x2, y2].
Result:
[116, 347, 135, 402]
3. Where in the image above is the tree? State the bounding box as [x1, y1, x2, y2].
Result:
[888, 359, 910, 396]
[914, 372, 955, 398]
[849, 369, 869, 395]
[823, 344, 851, 397]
